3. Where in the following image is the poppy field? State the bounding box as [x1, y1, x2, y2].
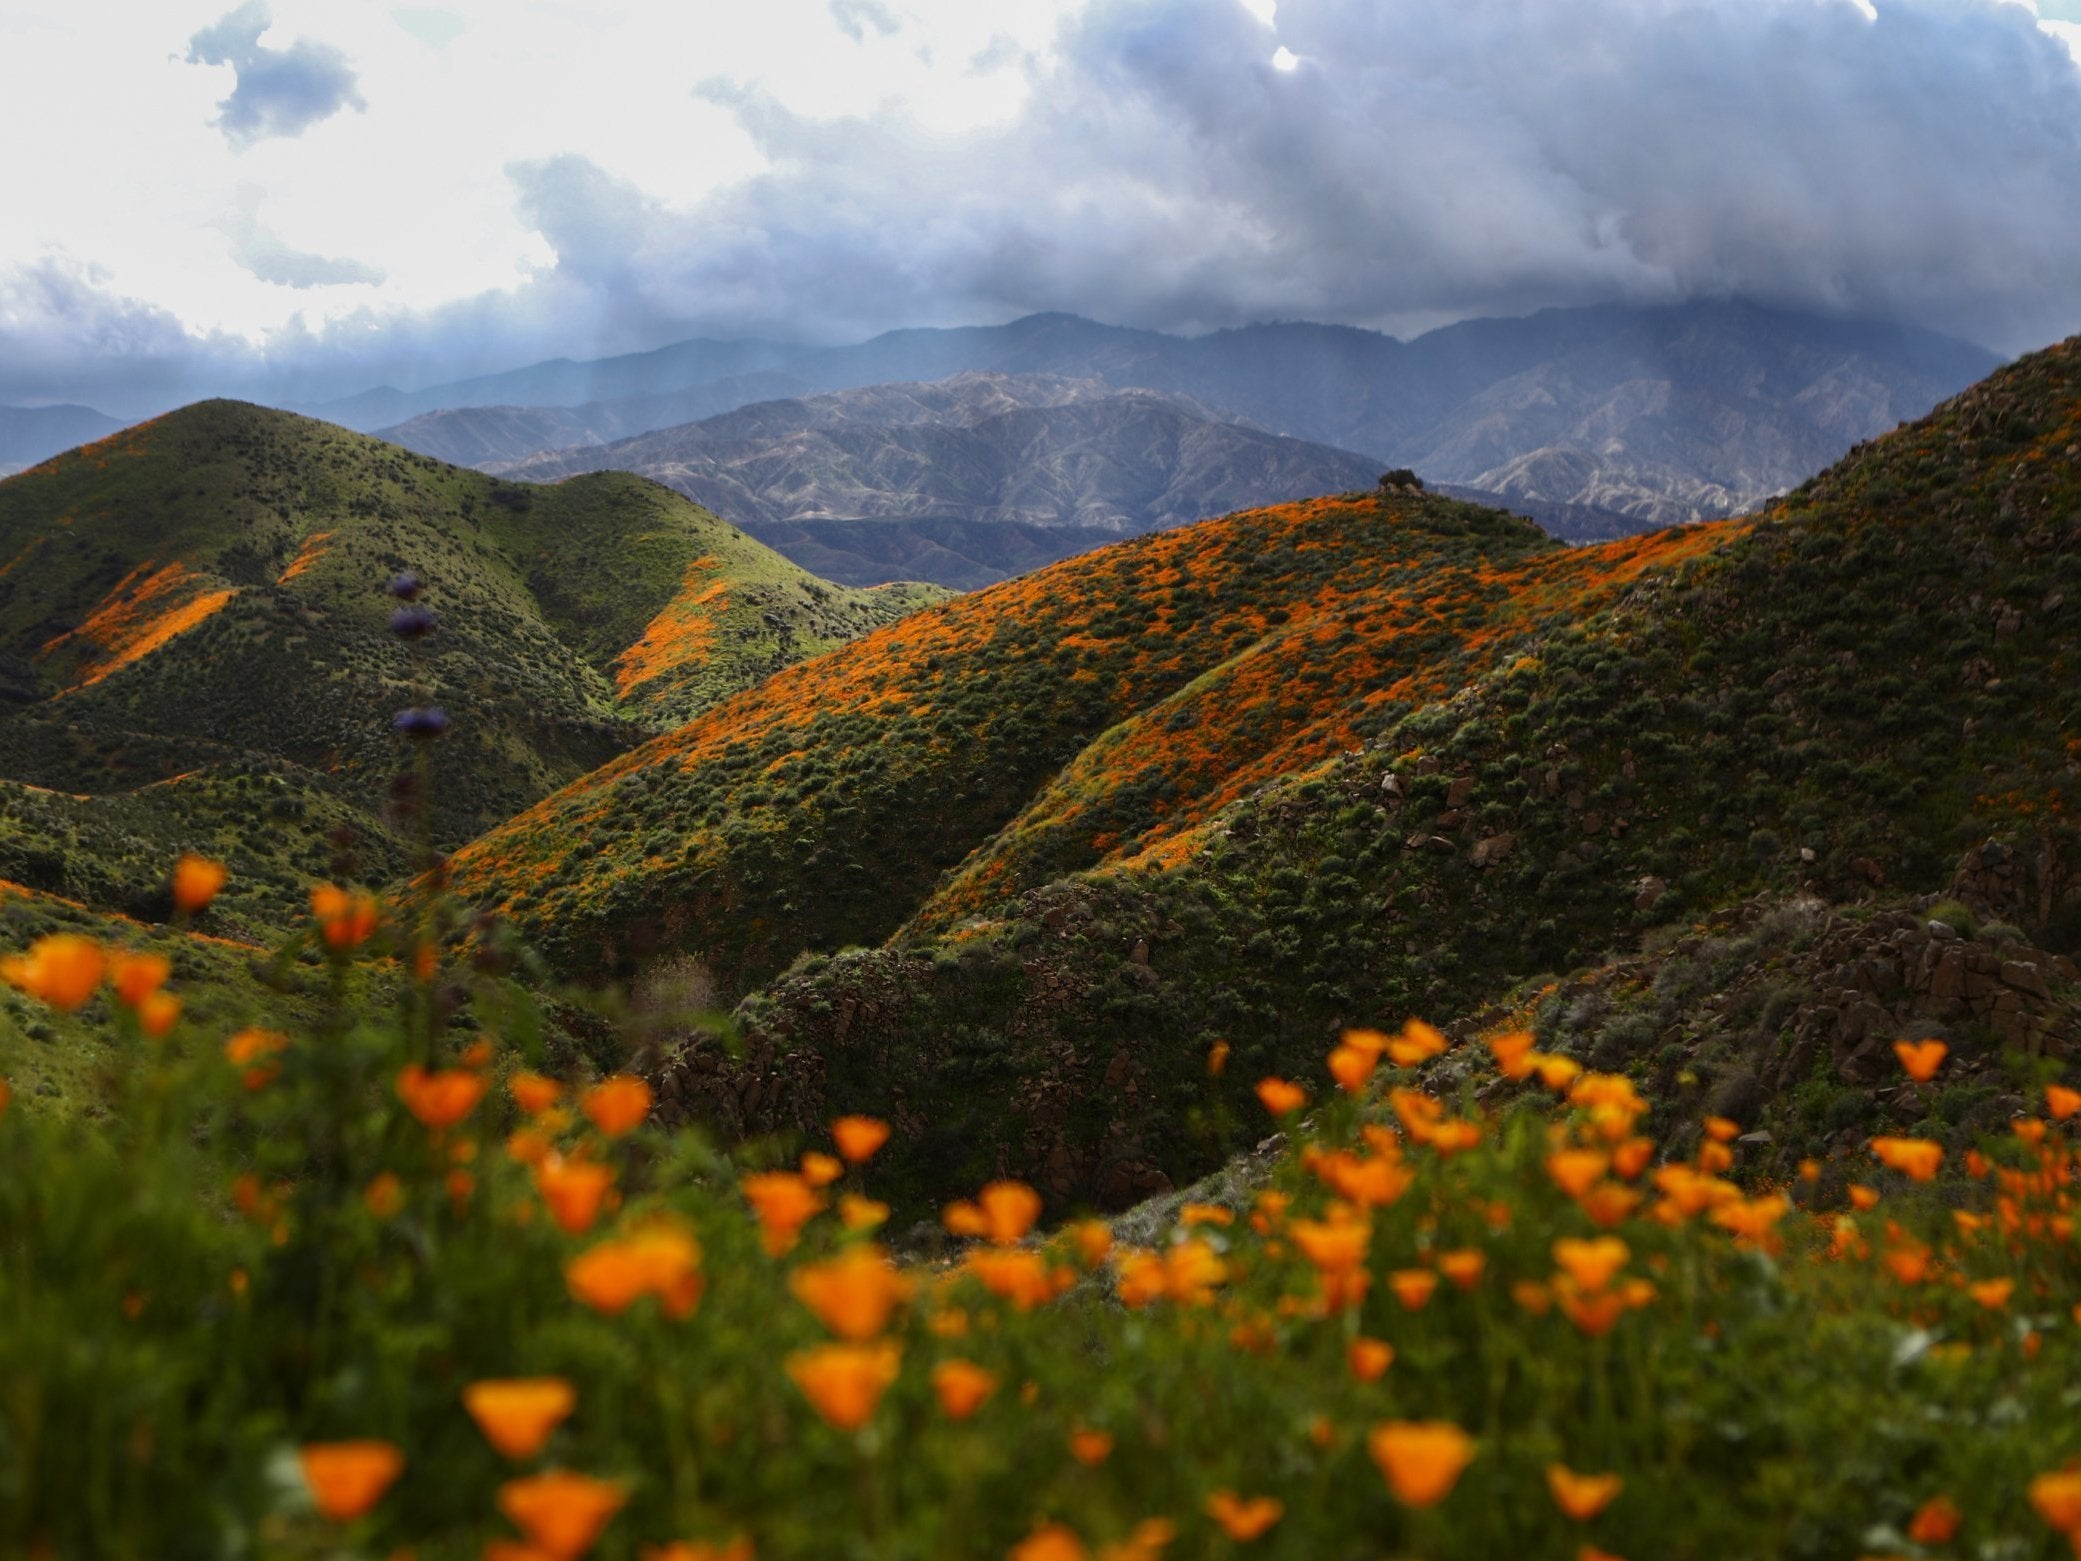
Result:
[8, 865, 2081, 1559]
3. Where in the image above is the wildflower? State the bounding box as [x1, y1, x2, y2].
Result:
[1489, 1030, 1537, 1079]
[1114, 1240, 1226, 1308]
[3, 933, 105, 1011]
[1611, 1137, 1654, 1179]
[1315, 1149, 1414, 1207]
[497, 1470, 627, 1559]
[943, 1180, 1042, 1244]
[580, 1076, 651, 1137]
[310, 884, 379, 950]
[1205, 1492, 1283, 1541]
[1011, 1525, 1088, 1561]
[1427, 1118, 1484, 1155]
[1070, 1428, 1114, 1465]
[1207, 1040, 1230, 1076]
[1703, 1116, 1740, 1143]
[299, 1440, 403, 1522]
[171, 853, 228, 914]
[1255, 1077, 1308, 1116]
[1883, 1243, 1933, 1286]
[1070, 1219, 1114, 1267]
[397, 1064, 487, 1131]
[225, 1027, 288, 1090]
[787, 1342, 901, 1431]
[512, 1072, 565, 1114]
[1328, 1042, 1377, 1093]
[1968, 1277, 2015, 1310]
[1894, 1039, 1948, 1082]
[1547, 1148, 1610, 1199]
[931, 1359, 997, 1419]
[1710, 1194, 1791, 1248]
[742, 1171, 824, 1255]
[1546, 1464, 1623, 1521]
[1348, 1337, 1395, 1382]
[1553, 1281, 1629, 1336]
[2047, 1084, 2081, 1121]
[1907, 1495, 1961, 1544]
[1512, 1279, 1551, 1315]
[1579, 1183, 1641, 1229]
[791, 1245, 914, 1340]
[1387, 1019, 1448, 1067]
[832, 1114, 891, 1162]
[1368, 1420, 1475, 1506]
[1180, 1202, 1233, 1227]
[1870, 1136, 1944, 1182]
[131, 988, 179, 1037]
[1534, 1054, 1583, 1090]
[1290, 1207, 1370, 1275]
[967, 1247, 1061, 1309]
[465, 1379, 577, 1459]
[110, 951, 170, 1007]
[1848, 1184, 1881, 1211]
[1552, 1237, 1629, 1292]
[565, 1226, 702, 1317]
[1438, 1249, 1486, 1289]
[1099, 1519, 1176, 1561]
[1388, 1269, 1437, 1310]
[0, 1078, 10, 1117]
[840, 1193, 890, 1231]
[2029, 1470, 2081, 1534]
[800, 1150, 845, 1187]
[364, 1173, 404, 1219]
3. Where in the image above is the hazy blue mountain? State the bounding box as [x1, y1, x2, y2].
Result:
[0, 405, 127, 476]
[348, 301, 1999, 525]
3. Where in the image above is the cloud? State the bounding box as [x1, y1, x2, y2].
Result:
[828, 0, 901, 41]
[219, 188, 386, 289]
[186, 1, 366, 146]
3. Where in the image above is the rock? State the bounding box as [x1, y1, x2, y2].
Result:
[2002, 960, 2052, 999]
[1471, 833, 1515, 868]
[1415, 755, 1442, 776]
[1851, 856, 1885, 886]
[1436, 809, 1464, 830]
[1446, 776, 1476, 808]
[1129, 939, 1150, 966]
[1737, 1130, 1774, 1147]
[1634, 876, 1668, 911]
[1799, 846, 1817, 864]
[1381, 772, 1404, 798]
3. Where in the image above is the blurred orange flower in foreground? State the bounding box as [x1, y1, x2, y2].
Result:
[1255, 1077, 1308, 1116]
[310, 884, 379, 950]
[790, 1244, 914, 1340]
[497, 1469, 627, 1559]
[465, 1378, 578, 1459]
[298, 1439, 403, 1521]
[396, 1064, 487, 1131]
[1368, 1420, 1475, 1506]
[787, 1341, 901, 1431]
[741, 1171, 824, 1255]
[1870, 1136, 1944, 1182]
[931, 1358, 997, 1419]
[832, 1114, 891, 1162]
[2, 933, 105, 1011]
[1205, 1491, 1283, 1540]
[1546, 1464, 1623, 1521]
[171, 853, 227, 913]
[535, 1156, 615, 1236]
[1893, 1039, 1947, 1082]
[581, 1076, 652, 1137]
[943, 1180, 1042, 1244]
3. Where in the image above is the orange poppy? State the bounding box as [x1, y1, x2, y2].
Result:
[1870, 1136, 1944, 1182]
[1386, 1019, 1448, 1067]
[1368, 1420, 1475, 1506]
[1546, 1148, 1609, 1199]
[2029, 1470, 2081, 1533]
[832, 1114, 891, 1162]
[1438, 1249, 1486, 1289]
[465, 1378, 578, 1459]
[1893, 1039, 1948, 1083]
[1348, 1337, 1395, 1382]
[511, 1072, 565, 1114]
[1207, 1039, 1231, 1076]
[565, 1227, 703, 1317]
[787, 1341, 901, 1431]
[225, 1027, 288, 1090]
[172, 854, 228, 913]
[497, 1469, 627, 1559]
[1069, 1428, 1115, 1465]
[1290, 1208, 1370, 1274]
[840, 1193, 890, 1231]
[1907, 1495, 1961, 1544]
[299, 1440, 403, 1522]
[965, 1247, 1060, 1310]
[535, 1157, 615, 1235]
[942, 1180, 1042, 1244]
[741, 1171, 824, 1255]
[640, 1540, 755, 1561]
[3, 933, 105, 1011]
[364, 1173, 404, 1219]
[397, 1064, 487, 1131]
[1388, 1270, 1437, 1310]
[931, 1358, 997, 1419]
[137, 990, 182, 1038]
[1488, 1030, 1537, 1079]
[1968, 1277, 2015, 1310]
[2046, 1084, 2081, 1121]
[1069, 1219, 1114, 1267]
[1010, 1525, 1088, 1561]
[1552, 1236, 1629, 1292]
[790, 1245, 914, 1340]
[310, 884, 380, 950]
[1848, 1184, 1881, 1211]
[1255, 1077, 1309, 1116]
[580, 1077, 651, 1137]
[1205, 1492, 1283, 1541]
[110, 951, 170, 1007]
[1546, 1464, 1623, 1521]
[1328, 1043, 1377, 1093]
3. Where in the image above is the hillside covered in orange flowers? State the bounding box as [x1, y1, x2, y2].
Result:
[452, 338, 2081, 1212]
[0, 402, 940, 932]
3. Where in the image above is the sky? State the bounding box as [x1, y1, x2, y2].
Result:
[2, 0, 2079, 413]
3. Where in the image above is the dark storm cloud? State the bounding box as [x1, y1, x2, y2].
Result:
[14, 0, 2081, 413]
[186, 1, 367, 146]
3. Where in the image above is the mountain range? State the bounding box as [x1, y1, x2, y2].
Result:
[361, 300, 1998, 527]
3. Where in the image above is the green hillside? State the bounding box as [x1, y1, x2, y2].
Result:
[595, 339, 2081, 1213]
[0, 402, 942, 925]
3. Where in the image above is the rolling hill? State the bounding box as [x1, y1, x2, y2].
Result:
[0, 404, 125, 477]
[0, 403, 941, 931]
[448, 335, 2080, 1212]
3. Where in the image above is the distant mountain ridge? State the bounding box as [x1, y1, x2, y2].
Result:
[0, 405, 126, 476]
[355, 301, 2000, 525]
